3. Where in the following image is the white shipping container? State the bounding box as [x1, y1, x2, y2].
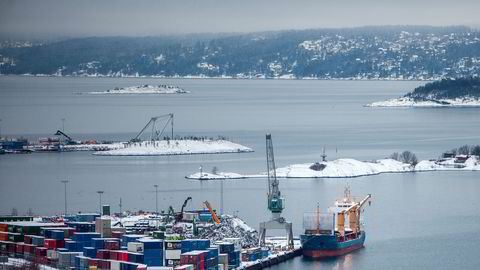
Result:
[217, 264, 224, 270]
[148, 267, 173, 270]
[174, 265, 194, 270]
[218, 254, 228, 264]
[111, 260, 121, 270]
[128, 242, 144, 253]
[165, 249, 181, 259]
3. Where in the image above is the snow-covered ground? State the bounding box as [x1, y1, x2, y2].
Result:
[62, 142, 125, 151]
[93, 140, 253, 156]
[275, 158, 413, 178]
[366, 97, 480, 107]
[185, 172, 247, 180]
[187, 156, 480, 179]
[88, 84, 189, 94]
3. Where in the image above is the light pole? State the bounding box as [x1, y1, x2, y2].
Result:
[61, 180, 68, 216]
[97, 191, 104, 214]
[61, 118, 66, 133]
[0, 118, 2, 138]
[154, 185, 158, 214]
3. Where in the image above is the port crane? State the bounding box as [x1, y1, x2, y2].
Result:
[259, 134, 294, 249]
[54, 130, 75, 144]
[131, 114, 174, 142]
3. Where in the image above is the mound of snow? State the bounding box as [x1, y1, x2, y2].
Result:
[186, 172, 246, 180]
[88, 84, 189, 94]
[366, 97, 480, 107]
[93, 139, 253, 156]
[275, 158, 413, 178]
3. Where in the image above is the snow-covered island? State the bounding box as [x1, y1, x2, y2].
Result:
[93, 139, 253, 156]
[88, 84, 189, 95]
[366, 77, 480, 107]
[366, 96, 480, 107]
[186, 155, 480, 179]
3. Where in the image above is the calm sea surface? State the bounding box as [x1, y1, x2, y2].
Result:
[1, 77, 480, 269]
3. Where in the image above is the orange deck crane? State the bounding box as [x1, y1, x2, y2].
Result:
[203, 201, 221, 224]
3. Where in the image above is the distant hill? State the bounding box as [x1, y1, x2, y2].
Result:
[406, 77, 480, 99]
[1, 25, 480, 79]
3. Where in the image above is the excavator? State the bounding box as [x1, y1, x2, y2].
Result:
[171, 197, 192, 223]
[54, 130, 75, 144]
[203, 201, 221, 224]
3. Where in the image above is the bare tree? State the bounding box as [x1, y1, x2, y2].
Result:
[11, 207, 18, 216]
[472, 145, 480, 157]
[211, 166, 219, 175]
[458, 145, 471, 155]
[400, 151, 418, 165]
[389, 152, 399, 161]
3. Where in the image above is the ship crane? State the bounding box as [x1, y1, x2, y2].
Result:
[336, 193, 371, 237]
[131, 114, 174, 142]
[259, 134, 294, 249]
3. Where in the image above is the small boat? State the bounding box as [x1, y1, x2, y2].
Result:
[300, 186, 371, 258]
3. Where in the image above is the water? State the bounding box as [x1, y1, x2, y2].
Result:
[1, 76, 480, 269]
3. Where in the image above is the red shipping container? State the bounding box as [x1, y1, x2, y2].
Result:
[23, 244, 34, 254]
[16, 243, 24, 254]
[109, 250, 119, 260]
[55, 240, 65, 249]
[88, 258, 99, 267]
[24, 235, 32, 244]
[99, 260, 111, 269]
[96, 249, 110, 259]
[118, 251, 129, 262]
[35, 247, 47, 257]
[0, 232, 8, 241]
[111, 231, 124, 239]
[105, 240, 120, 250]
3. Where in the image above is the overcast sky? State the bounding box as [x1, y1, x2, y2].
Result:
[1, 0, 480, 38]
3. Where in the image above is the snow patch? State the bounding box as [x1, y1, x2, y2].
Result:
[366, 96, 480, 107]
[88, 84, 188, 95]
[93, 140, 253, 156]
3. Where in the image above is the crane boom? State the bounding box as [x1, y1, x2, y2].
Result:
[204, 201, 221, 224]
[132, 114, 174, 142]
[54, 130, 72, 141]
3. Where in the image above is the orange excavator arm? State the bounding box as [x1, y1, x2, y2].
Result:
[204, 201, 221, 224]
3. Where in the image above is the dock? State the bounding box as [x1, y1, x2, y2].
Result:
[241, 247, 303, 270]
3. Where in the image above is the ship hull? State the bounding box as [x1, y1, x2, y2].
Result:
[301, 231, 365, 258]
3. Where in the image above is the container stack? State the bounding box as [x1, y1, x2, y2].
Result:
[139, 239, 164, 266]
[218, 242, 239, 269]
[95, 217, 112, 237]
[164, 240, 182, 267]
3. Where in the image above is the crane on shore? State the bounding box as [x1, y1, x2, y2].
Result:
[131, 114, 174, 142]
[259, 134, 294, 249]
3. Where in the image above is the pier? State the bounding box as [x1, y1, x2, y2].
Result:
[241, 248, 303, 270]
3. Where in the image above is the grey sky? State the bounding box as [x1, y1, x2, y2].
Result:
[1, 0, 480, 37]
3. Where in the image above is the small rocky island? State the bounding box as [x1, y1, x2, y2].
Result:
[366, 77, 480, 107]
[88, 84, 189, 94]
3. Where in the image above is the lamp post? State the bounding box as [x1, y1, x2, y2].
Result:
[61, 118, 66, 133]
[97, 191, 104, 214]
[154, 185, 158, 214]
[61, 180, 68, 216]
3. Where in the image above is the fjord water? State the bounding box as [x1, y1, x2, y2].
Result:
[1, 77, 480, 269]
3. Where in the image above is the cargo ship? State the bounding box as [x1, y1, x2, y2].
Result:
[300, 187, 371, 258]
